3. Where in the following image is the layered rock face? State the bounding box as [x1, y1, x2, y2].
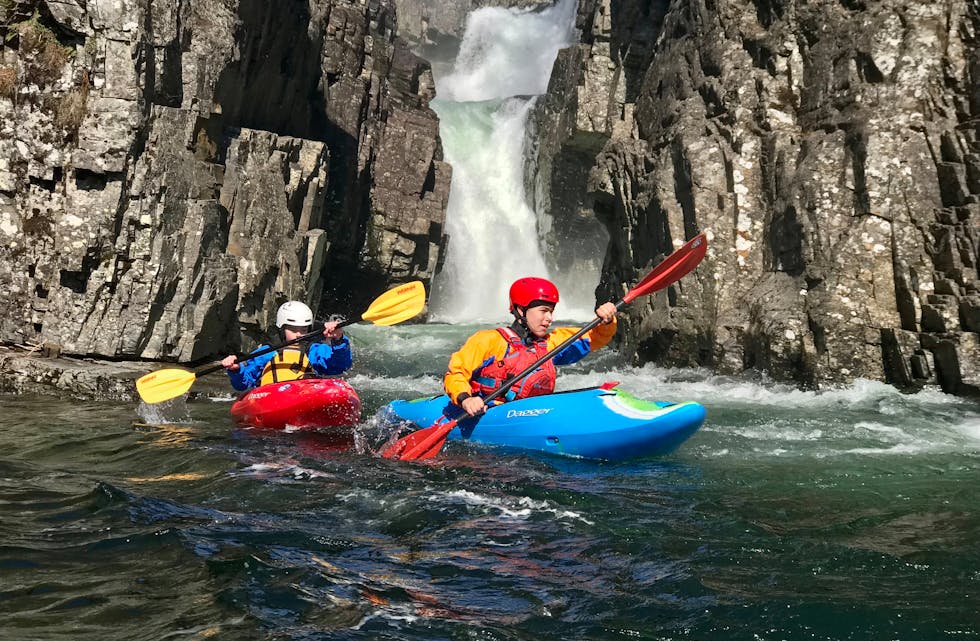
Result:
[2, 0, 978, 401]
[530, 0, 980, 397]
[0, 0, 449, 360]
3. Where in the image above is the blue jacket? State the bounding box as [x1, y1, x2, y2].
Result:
[227, 338, 353, 391]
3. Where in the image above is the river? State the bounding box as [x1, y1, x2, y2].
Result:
[2, 322, 979, 640]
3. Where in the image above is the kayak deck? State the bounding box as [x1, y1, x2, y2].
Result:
[230, 378, 361, 431]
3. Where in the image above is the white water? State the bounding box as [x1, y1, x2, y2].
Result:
[434, 0, 578, 103]
[347, 323, 980, 461]
[429, 97, 548, 321]
[428, 0, 594, 322]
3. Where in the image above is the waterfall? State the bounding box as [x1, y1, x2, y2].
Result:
[428, 0, 596, 323]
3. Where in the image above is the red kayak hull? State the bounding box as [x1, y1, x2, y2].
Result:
[230, 379, 361, 430]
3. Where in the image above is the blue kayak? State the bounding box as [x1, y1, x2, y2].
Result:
[382, 383, 706, 461]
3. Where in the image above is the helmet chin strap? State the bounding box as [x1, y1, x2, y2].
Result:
[510, 308, 534, 344]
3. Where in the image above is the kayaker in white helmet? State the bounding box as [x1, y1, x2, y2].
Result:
[444, 277, 618, 417]
[220, 300, 351, 391]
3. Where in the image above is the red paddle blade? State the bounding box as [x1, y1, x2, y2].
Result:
[381, 418, 458, 460]
[623, 232, 707, 303]
[408, 425, 456, 460]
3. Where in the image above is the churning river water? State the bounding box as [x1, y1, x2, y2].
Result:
[2, 323, 980, 640]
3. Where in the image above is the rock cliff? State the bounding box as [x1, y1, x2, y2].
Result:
[0, 0, 449, 361]
[528, 0, 980, 397]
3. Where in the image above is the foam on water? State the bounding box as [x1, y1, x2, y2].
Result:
[954, 416, 980, 442]
[136, 398, 193, 424]
[440, 489, 594, 525]
[346, 373, 443, 395]
[348, 326, 460, 354]
[235, 461, 335, 482]
[560, 364, 969, 413]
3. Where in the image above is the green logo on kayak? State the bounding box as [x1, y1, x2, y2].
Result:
[602, 388, 673, 419]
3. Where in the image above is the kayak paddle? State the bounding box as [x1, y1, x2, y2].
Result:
[136, 281, 426, 404]
[380, 232, 708, 461]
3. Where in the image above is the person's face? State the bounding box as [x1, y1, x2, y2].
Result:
[523, 304, 555, 338]
[283, 325, 309, 341]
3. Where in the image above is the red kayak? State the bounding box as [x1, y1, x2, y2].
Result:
[230, 379, 361, 430]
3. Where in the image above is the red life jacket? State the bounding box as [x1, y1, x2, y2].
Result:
[470, 327, 557, 403]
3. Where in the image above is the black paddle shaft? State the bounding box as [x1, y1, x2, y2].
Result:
[195, 317, 357, 378]
[482, 299, 625, 405]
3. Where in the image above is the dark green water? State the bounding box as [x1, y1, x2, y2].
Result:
[2, 324, 979, 640]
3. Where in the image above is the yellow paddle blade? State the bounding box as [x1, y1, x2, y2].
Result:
[136, 368, 197, 404]
[361, 280, 426, 326]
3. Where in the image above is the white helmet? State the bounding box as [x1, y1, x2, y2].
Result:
[276, 301, 314, 328]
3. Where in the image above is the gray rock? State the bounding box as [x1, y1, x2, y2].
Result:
[525, 0, 980, 398]
[0, 0, 449, 377]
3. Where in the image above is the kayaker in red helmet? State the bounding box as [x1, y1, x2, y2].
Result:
[220, 301, 352, 391]
[445, 277, 618, 417]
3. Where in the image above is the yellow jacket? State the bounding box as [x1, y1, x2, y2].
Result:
[443, 319, 617, 404]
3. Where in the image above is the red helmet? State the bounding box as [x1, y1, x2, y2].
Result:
[509, 277, 559, 312]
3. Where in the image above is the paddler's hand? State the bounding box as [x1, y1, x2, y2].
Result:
[595, 302, 617, 324]
[323, 320, 344, 341]
[461, 396, 486, 417]
[221, 355, 240, 371]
